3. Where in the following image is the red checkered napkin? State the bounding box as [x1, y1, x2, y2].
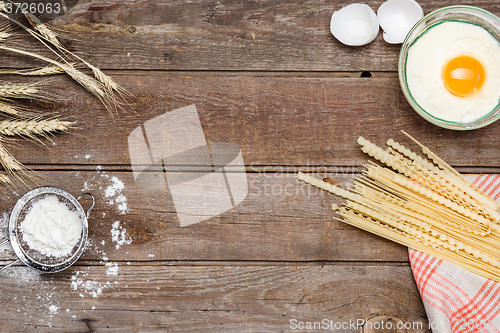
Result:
[409, 175, 500, 333]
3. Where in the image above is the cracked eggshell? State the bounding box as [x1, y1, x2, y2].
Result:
[377, 0, 423, 44]
[330, 4, 379, 46]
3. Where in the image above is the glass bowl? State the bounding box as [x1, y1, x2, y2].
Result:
[399, 6, 500, 130]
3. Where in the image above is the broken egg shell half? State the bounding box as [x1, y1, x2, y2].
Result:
[377, 0, 423, 44]
[330, 4, 379, 46]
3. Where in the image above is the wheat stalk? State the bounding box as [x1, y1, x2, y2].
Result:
[3, 6, 129, 98]
[0, 7, 131, 114]
[16, 9, 132, 100]
[0, 5, 131, 188]
[0, 44, 122, 112]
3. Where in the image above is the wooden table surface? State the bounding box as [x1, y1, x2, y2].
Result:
[2, 0, 500, 332]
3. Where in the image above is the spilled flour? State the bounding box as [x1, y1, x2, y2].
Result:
[111, 221, 132, 249]
[104, 176, 124, 198]
[70, 269, 117, 299]
[49, 305, 59, 314]
[0, 168, 137, 328]
[105, 262, 119, 276]
[83, 171, 129, 215]
[3, 267, 65, 321]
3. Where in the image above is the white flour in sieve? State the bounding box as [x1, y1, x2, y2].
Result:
[20, 195, 83, 257]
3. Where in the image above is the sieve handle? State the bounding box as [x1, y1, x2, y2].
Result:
[0, 259, 20, 272]
[77, 193, 95, 219]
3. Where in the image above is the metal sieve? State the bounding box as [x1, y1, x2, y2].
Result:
[0, 186, 95, 273]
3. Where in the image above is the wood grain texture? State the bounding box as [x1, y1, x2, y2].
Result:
[3, 74, 500, 169]
[0, 264, 428, 332]
[0, 171, 409, 263]
[6, 0, 500, 329]
[0, 0, 485, 72]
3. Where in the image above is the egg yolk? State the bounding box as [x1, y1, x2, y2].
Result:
[442, 55, 485, 97]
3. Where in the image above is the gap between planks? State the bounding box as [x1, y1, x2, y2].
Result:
[21, 164, 500, 174]
[60, 69, 400, 78]
[1, 260, 412, 267]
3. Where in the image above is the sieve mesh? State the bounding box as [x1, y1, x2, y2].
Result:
[8, 186, 92, 273]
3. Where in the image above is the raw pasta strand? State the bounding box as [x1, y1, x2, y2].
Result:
[299, 134, 500, 283]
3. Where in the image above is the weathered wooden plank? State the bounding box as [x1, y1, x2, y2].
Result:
[5, 74, 500, 169]
[0, 170, 409, 263]
[0, 264, 428, 332]
[2, 0, 500, 71]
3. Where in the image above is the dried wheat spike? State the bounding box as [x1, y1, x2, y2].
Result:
[59, 63, 119, 114]
[0, 140, 30, 185]
[0, 20, 11, 39]
[0, 173, 11, 186]
[0, 31, 10, 41]
[0, 81, 40, 99]
[86, 62, 133, 101]
[0, 119, 75, 139]
[24, 65, 65, 76]
[0, 141, 23, 172]
[0, 101, 21, 116]
[20, 12, 129, 99]
[88, 64, 119, 91]
[24, 12, 61, 47]
[0, 65, 67, 76]
[20, 11, 127, 100]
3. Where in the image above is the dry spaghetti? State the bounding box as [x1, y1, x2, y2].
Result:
[297, 132, 500, 282]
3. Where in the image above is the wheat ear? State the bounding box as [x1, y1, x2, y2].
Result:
[0, 21, 10, 41]
[0, 9, 130, 113]
[0, 64, 68, 76]
[0, 31, 9, 41]
[0, 119, 75, 139]
[0, 140, 34, 186]
[24, 12, 61, 47]
[0, 44, 121, 113]
[59, 63, 120, 114]
[14, 8, 128, 99]
[0, 101, 23, 117]
[0, 81, 42, 99]
[0, 173, 11, 187]
[0, 140, 24, 172]
[22, 11, 130, 99]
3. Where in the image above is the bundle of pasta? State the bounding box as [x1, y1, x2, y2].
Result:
[298, 131, 500, 282]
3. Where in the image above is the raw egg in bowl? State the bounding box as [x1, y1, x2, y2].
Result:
[399, 6, 500, 130]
